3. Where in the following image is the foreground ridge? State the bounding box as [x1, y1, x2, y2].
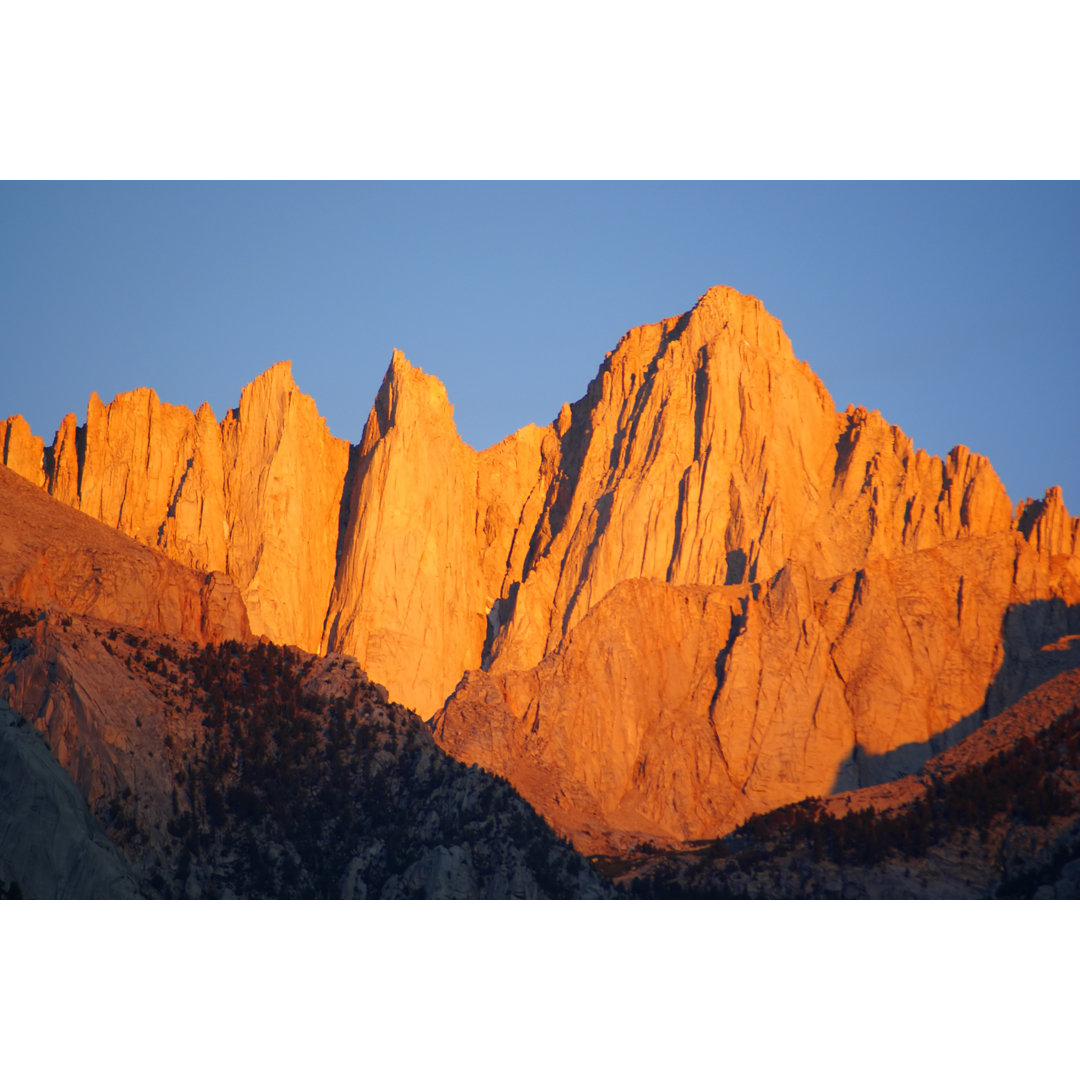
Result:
[0, 594, 609, 899]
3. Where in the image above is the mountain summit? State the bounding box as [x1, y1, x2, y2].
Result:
[3, 286, 1078, 853]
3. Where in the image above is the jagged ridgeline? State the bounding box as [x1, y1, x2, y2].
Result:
[3, 285, 1079, 865]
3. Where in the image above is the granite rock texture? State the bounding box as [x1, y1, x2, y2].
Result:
[4, 286, 1078, 855]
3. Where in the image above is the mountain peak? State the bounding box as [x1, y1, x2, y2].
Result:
[595, 285, 800, 402]
[0, 413, 44, 486]
[3, 288, 1080, 868]
[256, 357, 295, 383]
[690, 284, 795, 357]
[238, 359, 297, 403]
[387, 346, 414, 374]
[384, 348, 443, 391]
[693, 282, 767, 316]
[373, 348, 455, 437]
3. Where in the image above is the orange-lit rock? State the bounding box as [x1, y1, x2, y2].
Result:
[1018, 485, 1080, 556]
[435, 533, 1080, 853]
[157, 401, 228, 574]
[427, 291, 1080, 851]
[6, 285, 1079, 857]
[219, 361, 350, 652]
[11, 362, 348, 655]
[1, 414, 44, 487]
[483, 288, 1017, 674]
[46, 413, 80, 505]
[15, 287, 1031, 721]
[0, 464, 250, 644]
[434, 578, 751, 852]
[323, 352, 552, 716]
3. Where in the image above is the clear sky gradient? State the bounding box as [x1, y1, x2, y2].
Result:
[2, 182, 1077, 510]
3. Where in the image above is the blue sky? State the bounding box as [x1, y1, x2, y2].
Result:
[1, 182, 1077, 510]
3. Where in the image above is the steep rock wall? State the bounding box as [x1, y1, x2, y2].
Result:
[3, 363, 348, 654]
[0, 415, 45, 487]
[2, 285, 1076, 748]
[219, 362, 350, 652]
[322, 352, 553, 716]
[483, 288, 1016, 674]
[435, 532, 1080, 853]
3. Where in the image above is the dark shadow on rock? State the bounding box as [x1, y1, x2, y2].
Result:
[1017, 495, 1053, 541]
[333, 442, 363, 564]
[560, 491, 614, 638]
[320, 442, 364, 652]
[693, 346, 709, 462]
[75, 420, 87, 501]
[831, 597, 1080, 794]
[724, 549, 747, 586]
[481, 581, 519, 670]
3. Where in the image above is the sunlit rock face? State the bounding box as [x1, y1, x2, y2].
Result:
[320, 351, 553, 717]
[435, 535, 1080, 853]
[317, 286, 1035, 725]
[4, 285, 1079, 853]
[3, 362, 348, 654]
[0, 414, 45, 487]
[425, 286, 1079, 850]
[480, 287, 1016, 672]
[0, 466, 250, 644]
[218, 362, 350, 653]
[328, 287, 1026, 712]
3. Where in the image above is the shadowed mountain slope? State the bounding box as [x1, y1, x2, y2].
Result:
[0, 697, 139, 900]
[0, 596, 609, 899]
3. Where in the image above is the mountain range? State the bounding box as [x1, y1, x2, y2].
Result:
[2, 285, 1078, 898]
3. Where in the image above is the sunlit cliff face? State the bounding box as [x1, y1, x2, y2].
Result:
[2, 286, 1079, 853]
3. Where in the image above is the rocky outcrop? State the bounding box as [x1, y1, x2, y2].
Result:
[619, 666, 1080, 900]
[1, 414, 44, 487]
[46, 412, 80, 505]
[321, 288, 1037, 711]
[480, 290, 1016, 674]
[322, 352, 552, 716]
[435, 579, 751, 852]
[219, 362, 350, 653]
[0, 465, 250, 645]
[1018, 486, 1080, 557]
[5, 362, 348, 654]
[324, 288, 1035, 709]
